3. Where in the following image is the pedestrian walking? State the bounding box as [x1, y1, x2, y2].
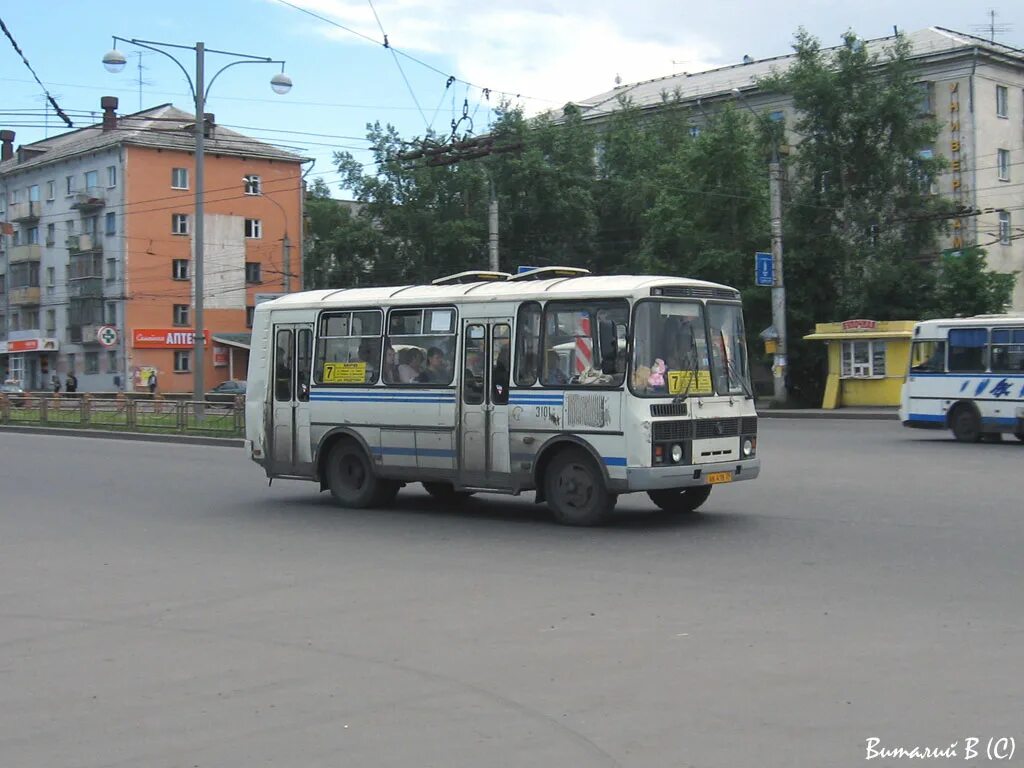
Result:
[148, 370, 158, 395]
[51, 374, 61, 395]
[65, 372, 78, 394]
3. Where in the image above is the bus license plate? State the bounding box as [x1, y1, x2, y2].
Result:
[706, 471, 733, 484]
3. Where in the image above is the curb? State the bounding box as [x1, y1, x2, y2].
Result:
[759, 410, 898, 421]
[0, 424, 244, 448]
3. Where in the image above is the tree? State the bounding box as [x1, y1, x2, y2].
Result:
[302, 178, 383, 289]
[930, 247, 1016, 319]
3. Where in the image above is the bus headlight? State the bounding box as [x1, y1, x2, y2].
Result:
[670, 443, 683, 463]
[742, 438, 754, 457]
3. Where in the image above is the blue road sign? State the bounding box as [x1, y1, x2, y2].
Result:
[755, 252, 774, 286]
[517, 265, 537, 274]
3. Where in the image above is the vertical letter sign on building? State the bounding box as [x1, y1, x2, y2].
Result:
[755, 252, 774, 286]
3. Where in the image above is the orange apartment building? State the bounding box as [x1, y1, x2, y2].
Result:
[1, 97, 304, 393]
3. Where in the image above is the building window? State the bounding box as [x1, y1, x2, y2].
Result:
[688, 126, 701, 138]
[46, 266, 55, 296]
[27, 227, 39, 245]
[172, 259, 190, 280]
[65, 176, 76, 195]
[173, 304, 190, 326]
[83, 215, 98, 237]
[840, 340, 887, 378]
[172, 213, 190, 235]
[46, 180, 55, 201]
[244, 218, 262, 238]
[105, 212, 116, 236]
[171, 167, 189, 189]
[997, 149, 1010, 181]
[107, 165, 117, 187]
[65, 219, 75, 235]
[174, 350, 191, 372]
[996, 85, 1008, 118]
[46, 223, 56, 246]
[105, 302, 117, 325]
[9, 188, 19, 204]
[85, 352, 100, 375]
[106, 258, 117, 282]
[107, 350, 119, 373]
[84, 170, 99, 191]
[246, 305, 255, 328]
[914, 81, 934, 115]
[46, 310, 57, 335]
[29, 184, 39, 202]
[243, 174, 262, 195]
[245, 262, 262, 283]
[999, 211, 1011, 245]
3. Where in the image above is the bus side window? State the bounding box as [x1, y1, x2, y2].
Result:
[274, 329, 293, 402]
[492, 323, 511, 405]
[514, 302, 541, 386]
[463, 325, 486, 405]
[948, 329, 987, 372]
[297, 328, 312, 401]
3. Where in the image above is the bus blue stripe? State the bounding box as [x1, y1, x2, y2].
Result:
[908, 413, 945, 423]
[603, 457, 628, 467]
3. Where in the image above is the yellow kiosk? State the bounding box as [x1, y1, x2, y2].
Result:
[803, 320, 917, 409]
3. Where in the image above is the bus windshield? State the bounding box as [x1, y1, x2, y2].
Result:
[631, 300, 749, 397]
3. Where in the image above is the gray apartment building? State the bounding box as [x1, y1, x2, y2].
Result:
[569, 27, 1024, 309]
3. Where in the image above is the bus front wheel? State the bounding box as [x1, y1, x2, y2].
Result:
[647, 485, 713, 513]
[949, 404, 982, 443]
[325, 438, 399, 508]
[544, 447, 616, 526]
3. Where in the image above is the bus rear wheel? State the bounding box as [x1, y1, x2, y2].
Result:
[325, 438, 399, 508]
[647, 486, 713, 513]
[949, 405, 982, 443]
[544, 447, 616, 526]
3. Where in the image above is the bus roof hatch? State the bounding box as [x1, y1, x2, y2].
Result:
[507, 266, 591, 281]
[431, 270, 512, 285]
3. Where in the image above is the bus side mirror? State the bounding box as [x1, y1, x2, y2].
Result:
[598, 318, 617, 374]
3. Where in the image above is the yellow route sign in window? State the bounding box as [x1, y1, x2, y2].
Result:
[667, 370, 712, 395]
[322, 361, 367, 384]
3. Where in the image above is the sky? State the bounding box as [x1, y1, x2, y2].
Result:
[2, 0, 1023, 196]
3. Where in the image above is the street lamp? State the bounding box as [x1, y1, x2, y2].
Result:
[103, 37, 291, 407]
[731, 87, 788, 405]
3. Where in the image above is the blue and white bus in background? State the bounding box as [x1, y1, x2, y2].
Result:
[900, 315, 1024, 443]
[246, 268, 761, 525]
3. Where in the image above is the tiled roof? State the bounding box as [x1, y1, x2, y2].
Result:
[567, 27, 1024, 120]
[1, 104, 304, 174]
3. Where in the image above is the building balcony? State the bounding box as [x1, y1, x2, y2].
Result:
[71, 187, 106, 211]
[10, 201, 41, 222]
[67, 324, 107, 345]
[10, 286, 41, 306]
[68, 277, 104, 298]
[66, 234, 102, 254]
[9, 244, 42, 264]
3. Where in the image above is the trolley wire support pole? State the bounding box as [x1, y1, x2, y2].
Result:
[103, 37, 292, 415]
[732, 87, 788, 405]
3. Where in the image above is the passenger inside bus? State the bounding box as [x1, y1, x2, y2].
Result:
[358, 339, 382, 383]
[492, 345, 510, 404]
[417, 346, 451, 384]
[397, 348, 425, 383]
[543, 350, 570, 385]
[382, 345, 399, 383]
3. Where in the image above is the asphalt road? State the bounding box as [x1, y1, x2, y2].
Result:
[1, 423, 1022, 768]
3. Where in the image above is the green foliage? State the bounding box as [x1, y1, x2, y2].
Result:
[929, 247, 1016, 319]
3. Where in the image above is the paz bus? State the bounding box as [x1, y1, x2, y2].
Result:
[899, 314, 1024, 443]
[246, 268, 760, 525]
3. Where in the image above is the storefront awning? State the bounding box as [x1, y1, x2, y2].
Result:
[803, 331, 914, 341]
[211, 333, 251, 351]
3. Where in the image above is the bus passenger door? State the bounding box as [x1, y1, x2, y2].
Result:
[459, 319, 512, 488]
[269, 323, 314, 477]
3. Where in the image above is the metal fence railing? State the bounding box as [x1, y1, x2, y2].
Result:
[0, 394, 244, 437]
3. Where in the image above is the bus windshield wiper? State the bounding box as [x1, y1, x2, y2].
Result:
[719, 330, 754, 399]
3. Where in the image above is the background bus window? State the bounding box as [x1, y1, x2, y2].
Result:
[910, 340, 946, 373]
[542, 302, 627, 387]
[315, 310, 383, 385]
[948, 329, 988, 372]
[274, 329, 293, 401]
[514, 302, 541, 386]
[991, 329, 1024, 372]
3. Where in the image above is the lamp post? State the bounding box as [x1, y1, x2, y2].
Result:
[732, 88, 788, 405]
[103, 38, 291, 406]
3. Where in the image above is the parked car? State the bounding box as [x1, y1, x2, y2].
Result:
[1, 381, 26, 395]
[205, 380, 246, 403]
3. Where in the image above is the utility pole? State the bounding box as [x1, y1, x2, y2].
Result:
[768, 147, 788, 404]
[488, 177, 499, 272]
[283, 234, 292, 293]
[733, 88, 788, 404]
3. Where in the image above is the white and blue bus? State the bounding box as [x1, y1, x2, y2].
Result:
[900, 315, 1024, 443]
[246, 268, 760, 525]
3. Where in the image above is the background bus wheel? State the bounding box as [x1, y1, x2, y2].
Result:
[950, 405, 982, 443]
[325, 439, 395, 508]
[422, 482, 474, 504]
[981, 432, 1003, 443]
[545, 448, 615, 526]
[647, 486, 713, 513]
[1016, 430, 1024, 442]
